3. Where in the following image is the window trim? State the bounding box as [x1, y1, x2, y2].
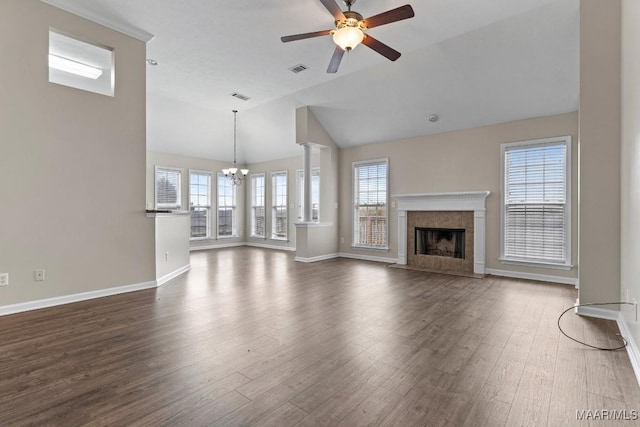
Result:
[154, 166, 182, 210]
[250, 172, 266, 239]
[499, 136, 572, 269]
[352, 158, 389, 250]
[216, 172, 237, 239]
[188, 169, 212, 240]
[271, 170, 289, 241]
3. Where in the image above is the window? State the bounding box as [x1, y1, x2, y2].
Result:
[501, 136, 571, 267]
[155, 167, 181, 209]
[272, 171, 288, 240]
[189, 170, 211, 239]
[217, 173, 237, 238]
[296, 169, 320, 222]
[353, 159, 388, 249]
[49, 30, 114, 97]
[251, 173, 266, 238]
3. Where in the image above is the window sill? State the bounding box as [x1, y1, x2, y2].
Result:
[271, 237, 288, 242]
[351, 245, 389, 252]
[217, 235, 238, 240]
[499, 258, 574, 270]
[190, 236, 211, 241]
[250, 235, 267, 240]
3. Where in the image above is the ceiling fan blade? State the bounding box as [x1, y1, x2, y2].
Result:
[281, 30, 332, 43]
[362, 35, 401, 61]
[319, 0, 346, 21]
[327, 46, 345, 73]
[364, 5, 415, 29]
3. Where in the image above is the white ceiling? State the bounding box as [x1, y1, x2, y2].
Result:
[44, 0, 579, 164]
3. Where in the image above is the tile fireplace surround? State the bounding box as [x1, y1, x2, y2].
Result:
[393, 191, 490, 275]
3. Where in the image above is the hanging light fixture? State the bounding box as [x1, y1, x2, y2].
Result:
[222, 110, 249, 186]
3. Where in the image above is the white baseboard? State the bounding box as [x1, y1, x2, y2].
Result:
[338, 252, 398, 264]
[578, 306, 640, 388]
[617, 315, 640, 388]
[295, 253, 339, 263]
[157, 264, 191, 286]
[190, 242, 246, 251]
[246, 242, 296, 252]
[485, 268, 579, 286]
[0, 280, 158, 317]
[575, 305, 619, 320]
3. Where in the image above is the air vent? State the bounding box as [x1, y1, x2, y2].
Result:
[289, 64, 308, 74]
[231, 92, 250, 101]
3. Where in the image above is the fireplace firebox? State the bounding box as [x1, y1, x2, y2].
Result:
[415, 227, 465, 259]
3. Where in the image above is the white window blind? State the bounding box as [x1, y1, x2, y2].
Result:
[217, 173, 236, 237]
[503, 139, 568, 264]
[251, 174, 266, 238]
[353, 160, 388, 248]
[156, 167, 181, 209]
[189, 171, 211, 239]
[272, 172, 288, 240]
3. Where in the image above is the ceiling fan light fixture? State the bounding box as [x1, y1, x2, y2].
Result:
[332, 26, 364, 51]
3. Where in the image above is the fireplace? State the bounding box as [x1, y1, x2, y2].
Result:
[415, 227, 465, 259]
[393, 191, 490, 275]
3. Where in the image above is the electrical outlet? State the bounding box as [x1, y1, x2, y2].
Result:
[0, 273, 8, 286]
[165, 251, 169, 261]
[35, 269, 45, 281]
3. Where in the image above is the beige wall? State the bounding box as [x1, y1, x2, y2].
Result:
[578, 0, 622, 304]
[0, 0, 154, 306]
[147, 150, 247, 248]
[621, 0, 640, 344]
[339, 113, 579, 279]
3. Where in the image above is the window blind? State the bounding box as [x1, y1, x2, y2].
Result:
[504, 142, 567, 263]
[156, 168, 181, 209]
[353, 160, 388, 248]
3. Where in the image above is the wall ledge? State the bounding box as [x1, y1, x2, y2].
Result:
[486, 268, 579, 287]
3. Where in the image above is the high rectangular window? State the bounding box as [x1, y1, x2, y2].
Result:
[251, 173, 266, 238]
[501, 136, 571, 266]
[272, 171, 288, 240]
[155, 167, 181, 209]
[296, 169, 320, 222]
[189, 171, 211, 239]
[353, 159, 388, 249]
[217, 173, 236, 238]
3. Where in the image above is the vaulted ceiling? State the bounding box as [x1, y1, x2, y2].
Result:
[43, 0, 579, 163]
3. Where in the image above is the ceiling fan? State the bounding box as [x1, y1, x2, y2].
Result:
[281, 0, 415, 73]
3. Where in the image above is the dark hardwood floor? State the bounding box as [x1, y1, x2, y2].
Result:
[1, 247, 639, 426]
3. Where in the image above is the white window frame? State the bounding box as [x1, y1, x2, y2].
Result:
[216, 172, 237, 239]
[250, 173, 266, 239]
[296, 168, 320, 222]
[155, 166, 182, 210]
[271, 171, 288, 241]
[352, 158, 389, 250]
[188, 169, 211, 240]
[500, 136, 572, 270]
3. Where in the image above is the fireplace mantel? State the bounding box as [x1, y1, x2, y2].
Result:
[392, 191, 490, 274]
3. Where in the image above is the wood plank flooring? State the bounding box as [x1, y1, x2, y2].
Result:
[1, 247, 639, 426]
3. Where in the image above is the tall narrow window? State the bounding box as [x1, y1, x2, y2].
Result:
[296, 169, 320, 222]
[189, 170, 211, 239]
[353, 159, 388, 249]
[501, 136, 571, 266]
[155, 167, 181, 209]
[272, 171, 288, 240]
[217, 173, 236, 238]
[251, 173, 266, 238]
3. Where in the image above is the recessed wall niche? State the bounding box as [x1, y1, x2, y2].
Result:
[48, 29, 114, 96]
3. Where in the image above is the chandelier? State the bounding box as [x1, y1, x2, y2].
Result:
[222, 109, 249, 186]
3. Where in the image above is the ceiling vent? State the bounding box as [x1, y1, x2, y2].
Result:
[231, 92, 250, 101]
[289, 64, 308, 74]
